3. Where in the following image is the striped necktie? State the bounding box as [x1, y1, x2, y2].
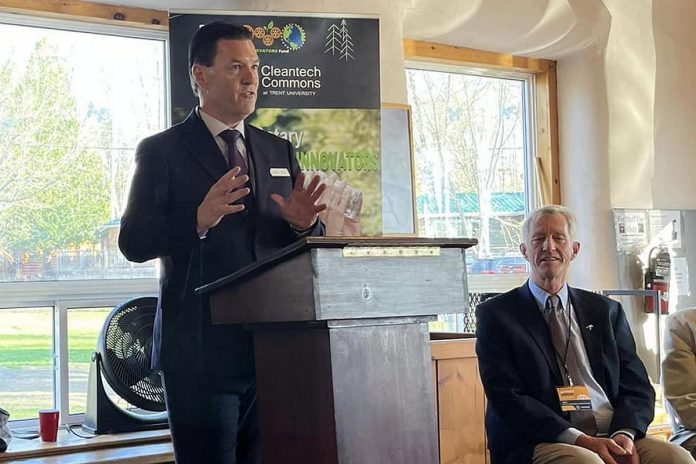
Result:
[545, 295, 598, 435]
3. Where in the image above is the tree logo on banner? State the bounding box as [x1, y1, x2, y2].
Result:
[244, 21, 306, 51]
[324, 19, 354, 61]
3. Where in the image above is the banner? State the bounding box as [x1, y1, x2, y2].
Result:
[169, 12, 381, 236]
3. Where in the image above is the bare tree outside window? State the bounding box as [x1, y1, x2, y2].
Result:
[407, 68, 529, 267]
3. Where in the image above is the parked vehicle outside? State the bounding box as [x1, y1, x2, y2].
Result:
[468, 256, 528, 274]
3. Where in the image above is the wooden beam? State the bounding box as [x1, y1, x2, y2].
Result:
[0, 0, 168, 29]
[535, 64, 562, 204]
[404, 39, 552, 73]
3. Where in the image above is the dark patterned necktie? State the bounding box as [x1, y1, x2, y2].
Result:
[219, 129, 247, 177]
[545, 295, 598, 435]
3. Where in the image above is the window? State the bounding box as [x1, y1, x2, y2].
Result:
[407, 64, 535, 292]
[67, 306, 112, 415]
[0, 18, 166, 283]
[0, 14, 165, 425]
[0, 307, 54, 421]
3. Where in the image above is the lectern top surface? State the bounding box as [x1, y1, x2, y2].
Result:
[195, 236, 476, 296]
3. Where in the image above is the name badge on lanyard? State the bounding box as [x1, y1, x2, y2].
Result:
[557, 386, 592, 412]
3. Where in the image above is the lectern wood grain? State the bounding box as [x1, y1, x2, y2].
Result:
[210, 247, 467, 324]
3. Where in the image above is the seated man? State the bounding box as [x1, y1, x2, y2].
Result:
[662, 308, 696, 457]
[476, 205, 694, 464]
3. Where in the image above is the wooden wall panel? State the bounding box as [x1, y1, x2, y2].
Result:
[431, 337, 488, 464]
[437, 357, 487, 464]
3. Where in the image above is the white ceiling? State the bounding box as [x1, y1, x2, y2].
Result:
[105, 0, 607, 59]
[401, 0, 609, 58]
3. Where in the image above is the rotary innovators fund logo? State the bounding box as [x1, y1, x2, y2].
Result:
[244, 21, 306, 53]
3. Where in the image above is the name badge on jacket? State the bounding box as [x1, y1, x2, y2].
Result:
[270, 167, 291, 177]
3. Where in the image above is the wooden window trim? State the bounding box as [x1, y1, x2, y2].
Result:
[403, 39, 561, 205]
[0, 0, 168, 29]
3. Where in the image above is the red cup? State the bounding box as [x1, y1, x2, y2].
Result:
[38, 409, 59, 442]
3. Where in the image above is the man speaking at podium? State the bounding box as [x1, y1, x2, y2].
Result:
[119, 22, 325, 464]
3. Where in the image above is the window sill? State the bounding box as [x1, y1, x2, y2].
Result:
[0, 428, 172, 463]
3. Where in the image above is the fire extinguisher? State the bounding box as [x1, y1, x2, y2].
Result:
[645, 246, 671, 315]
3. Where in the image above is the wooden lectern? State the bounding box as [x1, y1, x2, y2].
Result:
[197, 237, 475, 464]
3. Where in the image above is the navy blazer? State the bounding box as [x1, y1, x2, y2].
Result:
[475, 283, 654, 464]
[119, 110, 323, 392]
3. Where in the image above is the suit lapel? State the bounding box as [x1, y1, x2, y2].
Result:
[180, 110, 229, 181]
[515, 283, 563, 384]
[568, 287, 606, 388]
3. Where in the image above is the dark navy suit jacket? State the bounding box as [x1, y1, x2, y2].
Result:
[119, 110, 322, 415]
[475, 283, 654, 464]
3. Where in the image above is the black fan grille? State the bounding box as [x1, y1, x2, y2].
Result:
[101, 298, 165, 411]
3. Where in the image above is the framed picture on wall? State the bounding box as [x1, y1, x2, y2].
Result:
[381, 103, 417, 236]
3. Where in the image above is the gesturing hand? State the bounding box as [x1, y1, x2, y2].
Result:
[197, 167, 250, 232]
[271, 172, 327, 230]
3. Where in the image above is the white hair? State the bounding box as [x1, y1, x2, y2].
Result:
[521, 205, 577, 244]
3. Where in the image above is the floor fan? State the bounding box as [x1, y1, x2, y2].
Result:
[83, 296, 168, 434]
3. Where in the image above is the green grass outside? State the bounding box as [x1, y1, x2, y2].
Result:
[1, 392, 53, 421]
[0, 308, 109, 367]
[0, 308, 110, 420]
[0, 338, 96, 367]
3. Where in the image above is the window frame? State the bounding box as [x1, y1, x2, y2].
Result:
[403, 39, 560, 206]
[0, 9, 167, 427]
[405, 60, 540, 212]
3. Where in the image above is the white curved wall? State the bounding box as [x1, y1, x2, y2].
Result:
[652, 0, 696, 209]
[557, 46, 617, 289]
